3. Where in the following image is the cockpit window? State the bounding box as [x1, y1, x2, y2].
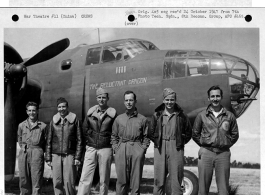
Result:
[123, 41, 146, 60]
[163, 58, 186, 79]
[138, 41, 158, 50]
[102, 49, 116, 62]
[86, 47, 101, 65]
[101, 41, 155, 63]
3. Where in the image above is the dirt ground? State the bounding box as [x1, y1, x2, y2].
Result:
[5, 165, 260, 195]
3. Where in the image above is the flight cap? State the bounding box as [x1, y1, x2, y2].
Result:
[163, 88, 176, 98]
[96, 87, 108, 96]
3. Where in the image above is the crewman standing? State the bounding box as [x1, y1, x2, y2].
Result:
[149, 88, 192, 195]
[77, 87, 117, 195]
[192, 85, 239, 195]
[46, 97, 83, 195]
[18, 102, 47, 195]
[111, 91, 150, 195]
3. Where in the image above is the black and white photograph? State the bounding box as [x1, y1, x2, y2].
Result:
[1, 8, 263, 195]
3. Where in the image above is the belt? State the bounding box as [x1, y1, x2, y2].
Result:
[22, 144, 42, 152]
[162, 136, 176, 141]
[120, 138, 141, 143]
[28, 145, 42, 149]
[203, 146, 229, 154]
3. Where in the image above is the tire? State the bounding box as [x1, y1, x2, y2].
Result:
[166, 169, 199, 195]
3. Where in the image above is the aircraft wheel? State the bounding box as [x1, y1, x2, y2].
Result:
[166, 169, 199, 195]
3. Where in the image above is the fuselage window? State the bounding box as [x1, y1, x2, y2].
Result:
[163, 58, 186, 79]
[231, 60, 256, 83]
[166, 51, 188, 58]
[86, 47, 101, 65]
[224, 59, 236, 72]
[61, 59, 72, 70]
[187, 58, 209, 76]
[229, 77, 255, 117]
[210, 59, 227, 74]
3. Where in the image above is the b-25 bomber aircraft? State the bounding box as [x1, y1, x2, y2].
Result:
[4, 37, 260, 195]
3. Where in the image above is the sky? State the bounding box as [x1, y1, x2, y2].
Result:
[4, 28, 260, 163]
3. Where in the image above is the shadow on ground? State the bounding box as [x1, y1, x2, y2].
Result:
[5, 177, 155, 194]
[5, 177, 219, 195]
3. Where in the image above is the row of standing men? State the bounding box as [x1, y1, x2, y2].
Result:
[17, 85, 239, 195]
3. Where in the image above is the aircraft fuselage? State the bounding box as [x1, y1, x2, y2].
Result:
[25, 40, 259, 125]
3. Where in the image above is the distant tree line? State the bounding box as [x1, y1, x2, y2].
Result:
[144, 157, 260, 169]
[230, 160, 260, 169]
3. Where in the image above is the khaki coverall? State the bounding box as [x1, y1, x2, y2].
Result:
[111, 110, 150, 195]
[17, 119, 47, 195]
[154, 111, 184, 195]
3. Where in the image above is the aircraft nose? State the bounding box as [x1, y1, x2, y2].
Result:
[229, 58, 259, 118]
[162, 49, 259, 119]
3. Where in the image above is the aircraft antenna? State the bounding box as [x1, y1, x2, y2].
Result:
[98, 28, 100, 43]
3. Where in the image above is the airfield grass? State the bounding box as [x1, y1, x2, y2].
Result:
[5, 164, 260, 195]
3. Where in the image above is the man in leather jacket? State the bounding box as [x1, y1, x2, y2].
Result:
[77, 88, 117, 195]
[192, 85, 239, 195]
[18, 102, 47, 195]
[46, 97, 83, 195]
[149, 88, 192, 195]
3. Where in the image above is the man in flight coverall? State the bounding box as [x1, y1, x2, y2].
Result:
[111, 91, 150, 195]
[18, 102, 47, 195]
[149, 88, 192, 195]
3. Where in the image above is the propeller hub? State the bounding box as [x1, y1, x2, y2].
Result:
[4, 62, 27, 79]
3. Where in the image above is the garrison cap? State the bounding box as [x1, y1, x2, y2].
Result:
[96, 87, 108, 96]
[57, 97, 68, 106]
[163, 88, 176, 98]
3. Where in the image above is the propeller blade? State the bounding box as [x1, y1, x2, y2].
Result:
[4, 42, 23, 64]
[24, 38, 70, 66]
[4, 81, 17, 181]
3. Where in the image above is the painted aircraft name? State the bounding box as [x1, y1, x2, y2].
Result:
[90, 77, 147, 90]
